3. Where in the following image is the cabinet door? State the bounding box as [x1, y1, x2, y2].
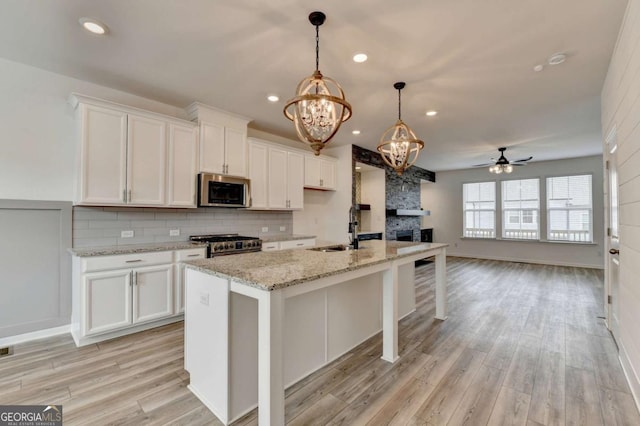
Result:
[268, 147, 288, 208]
[132, 264, 174, 324]
[127, 114, 167, 206]
[168, 123, 198, 207]
[304, 155, 322, 188]
[320, 159, 337, 190]
[287, 151, 305, 209]
[225, 127, 247, 177]
[199, 122, 225, 174]
[83, 269, 132, 336]
[248, 141, 269, 208]
[79, 104, 128, 205]
[279, 238, 316, 249]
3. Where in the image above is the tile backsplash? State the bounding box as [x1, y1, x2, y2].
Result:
[73, 206, 293, 248]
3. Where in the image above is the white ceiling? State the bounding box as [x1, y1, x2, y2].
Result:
[0, 0, 627, 171]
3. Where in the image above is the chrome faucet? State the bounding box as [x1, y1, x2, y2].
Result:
[348, 206, 359, 250]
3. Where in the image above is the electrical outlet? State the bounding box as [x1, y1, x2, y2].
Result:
[121, 230, 134, 238]
[280, 226, 286, 232]
[199, 292, 209, 306]
[169, 229, 180, 237]
[261, 227, 269, 233]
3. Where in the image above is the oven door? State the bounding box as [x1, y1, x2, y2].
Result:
[198, 173, 251, 208]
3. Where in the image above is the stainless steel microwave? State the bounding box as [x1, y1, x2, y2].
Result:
[198, 173, 251, 208]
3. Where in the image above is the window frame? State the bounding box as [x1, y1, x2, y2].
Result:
[462, 180, 497, 239]
[546, 173, 594, 243]
[501, 177, 541, 241]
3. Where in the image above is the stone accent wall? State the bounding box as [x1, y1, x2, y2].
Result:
[352, 145, 435, 241]
[73, 206, 293, 248]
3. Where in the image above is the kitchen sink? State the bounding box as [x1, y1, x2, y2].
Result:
[308, 244, 352, 252]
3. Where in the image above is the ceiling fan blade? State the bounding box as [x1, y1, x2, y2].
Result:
[512, 156, 533, 163]
[472, 162, 494, 167]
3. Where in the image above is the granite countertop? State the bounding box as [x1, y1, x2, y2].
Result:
[69, 241, 208, 257]
[185, 240, 448, 291]
[260, 234, 316, 243]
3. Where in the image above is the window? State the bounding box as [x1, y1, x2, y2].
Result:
[463, 182, 496, 238]
[502, 179, 540, 240]
[547, 175, 593, 242]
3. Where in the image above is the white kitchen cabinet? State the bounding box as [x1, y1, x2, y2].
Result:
[132, 264, 174, 324]
[175, 248, 207, 314]
[127, 114, 167, 205]
[71, 94, 198, 208]
[168, 123, 199, 207]
[72, 248, 204, 346]
[248, 139, 269, 209]
[77, 103, 128, 205]
[198, 123, 247, 177]
[268, 147, 304, 210]
[83, 269, 132, 336]
[261, 238, 316, 251]
[304, 155, 337, 190]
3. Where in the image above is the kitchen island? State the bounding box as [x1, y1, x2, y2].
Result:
[183, 240, 448, 425]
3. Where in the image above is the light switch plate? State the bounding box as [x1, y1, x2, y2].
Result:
[261, 227, 269, 233]
[121, 230, 134, 238]
[169, 229, 180, 236]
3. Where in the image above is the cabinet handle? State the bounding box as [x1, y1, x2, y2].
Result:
[133, 271, 137, 286]
[128, 190, 132, 202]
[126, 259, 143, 263]
[129, 271, 133, 286]
[123, 189, 127, 203]
[296, 243, 304, 246]
[320, 179, 323, 186]
[609, 248, 619, 255]
[187, 254, 200, 257]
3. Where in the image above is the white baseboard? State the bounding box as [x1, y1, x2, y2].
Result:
[618, 340, 640, 414]
[0, 324, 70, 347]
[449, 252, 604, 269]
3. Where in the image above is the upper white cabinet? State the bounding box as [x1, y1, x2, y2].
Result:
[187, 102, 250, 178]
[168, 123, 199, 206]
[71, 94, 198, 208]
[304, 155, 337, 190]
[248, 138, 304, 210]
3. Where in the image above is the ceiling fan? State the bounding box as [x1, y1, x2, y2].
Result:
[473, 147, 533, 174]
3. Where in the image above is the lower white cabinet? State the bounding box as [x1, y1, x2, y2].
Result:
[72, 247, 206, 346]
[261, 238, 316, 251]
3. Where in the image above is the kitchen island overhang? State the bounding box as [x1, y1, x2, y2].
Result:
[183, 240, 448, 425]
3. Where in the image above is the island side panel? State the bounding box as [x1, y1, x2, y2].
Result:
[398, 262, 416, 317]
[184, 269, 231, 424]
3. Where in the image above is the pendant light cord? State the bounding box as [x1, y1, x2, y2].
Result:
[315, 25, 320, 71]
[398, 88, 402, 120]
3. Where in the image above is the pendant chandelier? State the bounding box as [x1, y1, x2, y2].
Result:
[284, 11, 352, 155]
[377, 82, 424, 175]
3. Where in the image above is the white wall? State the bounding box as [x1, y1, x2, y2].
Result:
[360, 168, 385, 233]
[0, 58, 188, 202]
[421, 155, 605, 268]
[601, 0, 640, 406]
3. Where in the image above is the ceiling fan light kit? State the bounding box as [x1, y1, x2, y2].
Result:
[377, 82, 425, 176]
[486, 147, 532, 174]
[283, 11, 352, 156]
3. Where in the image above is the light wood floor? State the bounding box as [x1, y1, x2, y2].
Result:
[1, 258, 638, 425]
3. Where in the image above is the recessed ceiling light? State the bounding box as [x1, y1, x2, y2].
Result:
[79, 18, 108, 35]
[353, 53, 368, 63]
[533, 64, 544, 72]
[355, 166, 362, 170]
[352, 130, 361, 135]
[426, 110, 438, 117]
[548, 53, 567, 65]
[267, 95, 279, 102]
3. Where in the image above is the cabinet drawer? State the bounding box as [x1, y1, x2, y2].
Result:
[175, 248, 207, 261]
[279, 238, 316, 249]
[83, 251, 173, 273]
[262, 242, 280, 251]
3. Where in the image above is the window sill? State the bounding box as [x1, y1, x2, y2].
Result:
[460, 237, 597, 246]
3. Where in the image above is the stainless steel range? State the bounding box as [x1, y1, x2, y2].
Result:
[189, 234, 262, 257]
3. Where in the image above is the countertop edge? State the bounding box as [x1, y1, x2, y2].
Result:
[69, 242, 208, 257]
